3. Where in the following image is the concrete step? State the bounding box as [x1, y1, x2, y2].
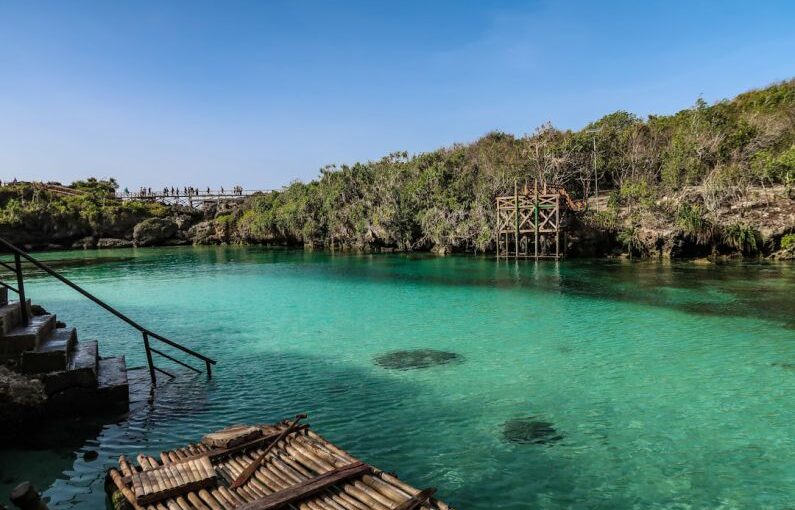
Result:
[0, 313, 55, 359]
[40, 340, 98, 395]
[97, 356, 129, 404]
[0, 299, 32, 335]
[20, 327, 77, 373]
[46, 353, 129, 415]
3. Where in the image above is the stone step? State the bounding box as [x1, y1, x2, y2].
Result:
[0, 299, 32, 335]
[46, 353, 129, 415]
[0, 313, 55, 359]
[97, 356, 129, 405]
[20, 327, 77, 373]
[40, 340, 98, 395]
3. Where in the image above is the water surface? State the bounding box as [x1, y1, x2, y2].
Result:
[2, 247, 793, 509]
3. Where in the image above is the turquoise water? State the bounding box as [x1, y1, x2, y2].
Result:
[2, 247, 794, 509]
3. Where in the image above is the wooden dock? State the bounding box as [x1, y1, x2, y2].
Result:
[106, 417, 452, 510]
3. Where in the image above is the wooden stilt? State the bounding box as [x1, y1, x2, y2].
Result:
[533, 180, 539, 260]
[496, 182, 570, 261]
[555, 193, 560, 259]
[513, 180, 519, 258]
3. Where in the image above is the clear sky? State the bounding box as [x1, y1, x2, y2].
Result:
[1, 1, 793, 190]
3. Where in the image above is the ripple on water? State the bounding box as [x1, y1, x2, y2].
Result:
[5, 248, 794, 510]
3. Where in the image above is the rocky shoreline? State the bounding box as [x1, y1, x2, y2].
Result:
[1, 186, 793, 261]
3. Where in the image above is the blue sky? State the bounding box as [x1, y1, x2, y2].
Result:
[1, 1, 793, 190]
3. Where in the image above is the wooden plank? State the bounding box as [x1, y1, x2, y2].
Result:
[393, 487, 437, 510]
[235, 462, 371, 510]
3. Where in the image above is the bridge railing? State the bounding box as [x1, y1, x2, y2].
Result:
[0, 236, 216, 385]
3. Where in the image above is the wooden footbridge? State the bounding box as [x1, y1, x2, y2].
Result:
[495, 181, 586, 260]
[118, 188, 270, 208]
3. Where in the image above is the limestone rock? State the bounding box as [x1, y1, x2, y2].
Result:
[72, 236, 97, 249]
[133, 218, 178, 247]
[97, 238, 134, 249]
[0, 367, 46, 432]
[187, 220, 229, 244]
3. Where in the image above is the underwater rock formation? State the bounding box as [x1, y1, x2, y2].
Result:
[373, 349, 464, 370]
[502, 417, 563, 445]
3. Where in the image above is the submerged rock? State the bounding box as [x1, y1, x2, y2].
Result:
[502, 417, 563, 445]
[72, 236, 97, 249]
[374, 349, 464, 370]
[31, 304, 49, 316]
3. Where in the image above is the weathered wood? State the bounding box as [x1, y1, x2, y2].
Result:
[236, 462, 372, 510]
[393, 488, 437, 510]
[10, 482, 48, 510]
[107, 420, 452, 510]
[203, 425, 262, 448]
[496, 182, 569, 260]
[109, 468, 146, 510]
[231, 414, 306, 488]
[130, 456, 217, 506]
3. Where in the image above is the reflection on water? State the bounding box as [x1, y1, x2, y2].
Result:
[0, 247, 792, 509]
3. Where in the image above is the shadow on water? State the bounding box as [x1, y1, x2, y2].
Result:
[28, 245, 795, 331]
[286, 253, 795, 329]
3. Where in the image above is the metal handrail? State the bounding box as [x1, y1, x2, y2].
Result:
[0, 236, 216, 384]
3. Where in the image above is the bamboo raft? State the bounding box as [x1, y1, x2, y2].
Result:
[106, 417, 452, 510]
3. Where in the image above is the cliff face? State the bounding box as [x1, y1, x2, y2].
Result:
[0, 189, 250, 251]
[571, 185, 795, 260]
[1, 188, 792, 260]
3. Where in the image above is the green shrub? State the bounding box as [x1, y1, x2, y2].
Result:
[781, 233, 795, 250]
[617, 227, 644, 258]
[590, 209, 620, 230]
[722, 223, 762, 254]
[676, 203, 714, 243]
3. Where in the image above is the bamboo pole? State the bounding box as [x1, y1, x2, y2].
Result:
[197, 489, 223, 510]
[119, 456, 135, 478]
[174, 497, 192, 510]
[109, 468, 146, 510]
[186, 492, 210, 510]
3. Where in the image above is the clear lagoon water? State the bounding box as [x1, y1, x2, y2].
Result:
[1, 247, 794, 509]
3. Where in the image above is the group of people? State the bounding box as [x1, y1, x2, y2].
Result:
[121, 186, 246, 197]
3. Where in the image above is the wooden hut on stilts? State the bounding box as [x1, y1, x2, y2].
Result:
[495, 180, 583, 260]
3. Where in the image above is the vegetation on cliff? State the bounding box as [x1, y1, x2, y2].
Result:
[231, 79, 794, 255]
[0, 179, 168, 246]
[1, 80, 793, 257]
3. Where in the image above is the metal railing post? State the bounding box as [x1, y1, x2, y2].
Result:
[14, 253, 28, 326]
[142, 331, 156, 386]
[1, 235, 217, 384]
